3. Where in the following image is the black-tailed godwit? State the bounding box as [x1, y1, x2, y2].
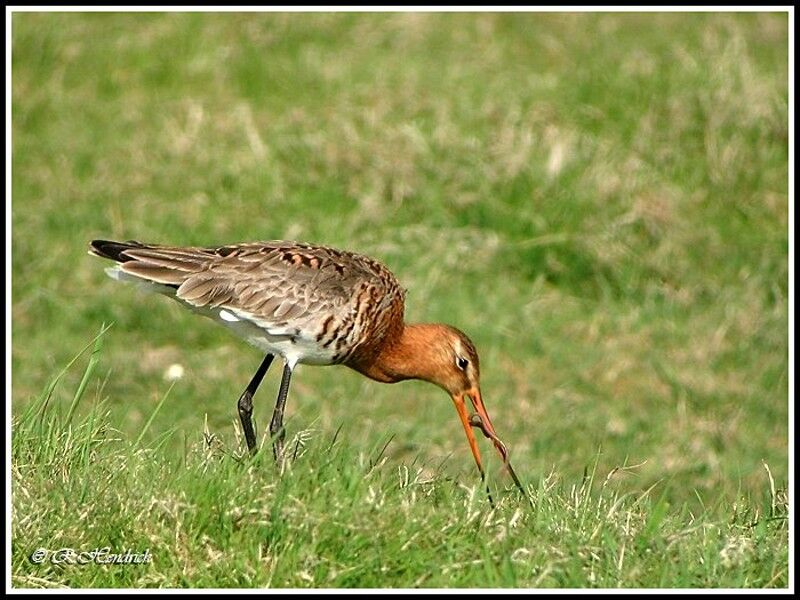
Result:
[89, 239, 525, 496]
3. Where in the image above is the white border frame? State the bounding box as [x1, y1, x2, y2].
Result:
[5, 5, 794, 594]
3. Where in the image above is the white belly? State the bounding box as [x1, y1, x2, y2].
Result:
[106, 266, 336, 369]
[213, 308, 336, 368]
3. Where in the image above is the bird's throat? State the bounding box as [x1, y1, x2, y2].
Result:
[348, 323, 445, 384]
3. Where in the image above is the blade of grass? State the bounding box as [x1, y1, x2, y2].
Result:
[134, 381, 175, 449]
[30, 323, 113, 430]
[64, 322, 106, 427]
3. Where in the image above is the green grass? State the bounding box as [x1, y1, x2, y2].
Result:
[11, 335, 789, 588]
[11, 11, 789, 588]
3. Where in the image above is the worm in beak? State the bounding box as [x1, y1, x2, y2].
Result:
[452, 389, 530, 503]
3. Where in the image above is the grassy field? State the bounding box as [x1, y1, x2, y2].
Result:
[10, 11, 790, 588]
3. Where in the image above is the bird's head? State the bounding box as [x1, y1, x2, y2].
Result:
[364, 323, 526, 497]
[390, 324, 512, 480]
[433, 326, 512, 479]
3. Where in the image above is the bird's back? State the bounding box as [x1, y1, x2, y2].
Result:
[90, 240, 407, 367]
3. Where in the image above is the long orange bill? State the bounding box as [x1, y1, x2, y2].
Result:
[457, 389, 531, 503]
[464, 388, 506, 461]
[452, 393, 495, 507]
[452, 393, 486, 479]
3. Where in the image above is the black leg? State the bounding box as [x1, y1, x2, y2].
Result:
[237, 353, 275, 454]
[269, 363, 293, 461]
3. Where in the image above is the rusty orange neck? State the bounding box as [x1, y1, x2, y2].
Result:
[349, 323, 450, 384]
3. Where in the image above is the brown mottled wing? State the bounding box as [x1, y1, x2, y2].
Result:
[115, 241, 404, 352]
[111, 244, 218, 286]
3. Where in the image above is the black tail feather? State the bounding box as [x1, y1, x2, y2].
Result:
[89, 239, 146, 263]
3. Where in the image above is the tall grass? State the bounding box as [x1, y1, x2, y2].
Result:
[11, 330, 789, 588]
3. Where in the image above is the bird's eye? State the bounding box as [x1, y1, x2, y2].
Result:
[456, 356, 469, 371]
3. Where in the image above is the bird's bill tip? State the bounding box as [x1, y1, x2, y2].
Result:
[465, 388, 509, 463]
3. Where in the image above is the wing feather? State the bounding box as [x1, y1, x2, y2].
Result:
[120, 262, 188, 285]
[94, 240, 405, 346]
